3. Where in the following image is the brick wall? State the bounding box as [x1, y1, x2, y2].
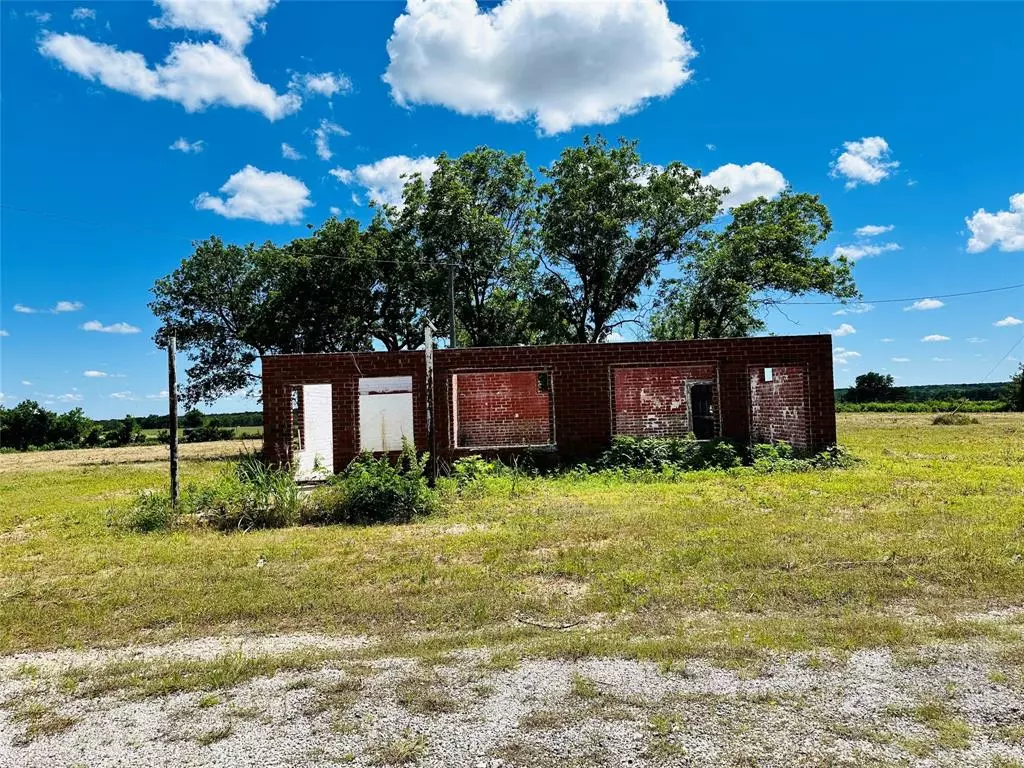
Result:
[261, 334, 836, 468]
[749, 365, 809, 449]
[612, 364, 716, 438]
[454, 371, 553, 447]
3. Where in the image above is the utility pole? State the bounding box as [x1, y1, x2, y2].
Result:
[167, 335, 179, 507]
[448, 261, 457, 348]
[423, 320, 437, 486]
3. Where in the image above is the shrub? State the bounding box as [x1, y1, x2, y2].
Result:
[451, 455, 499, 491]
[598, 435, 740, 472]
[932, 412, 979, 426]
[188, 459, 301, 531]
[300, 482, 348, 526]
[182, 424, 235, 443]
[335, 441, 436, 525]
[108, 490, 178, 533]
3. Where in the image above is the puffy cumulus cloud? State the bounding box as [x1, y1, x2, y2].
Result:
[384, 0, 695, 135]
[830, 136, 898, 189]
[854, 224, 894, 237]
[994, 315, 1022, 327]
[330, 155, 438, 208]
[81, 320, 141, 334]
[701, 162, 786, 211]
[149, 0, 275, 52]
[832, 242, 901, 262]
[328, 206, 342, 217]
[832, 303, 874, 316]
[14, 304, 38, 314]
[830, 323, 856, 337]
[39, 34, 300, 121]
[921, 334, 950, 342]
[965, 193, 1024, 253]
[170, 137, 204, 153]
[14, 300, 84, 314]
[833, 347, 861, 364]
[904, 298, 944, 312]
[195, 165, 313, 224]
[312, 119, 349, 161]
[289, 71, 352, 98]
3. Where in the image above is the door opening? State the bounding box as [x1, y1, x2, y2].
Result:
[688, 383, 715, 440]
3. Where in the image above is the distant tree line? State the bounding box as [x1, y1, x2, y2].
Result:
[837, 370, 1021, 410]
[150, 135, 858, 406]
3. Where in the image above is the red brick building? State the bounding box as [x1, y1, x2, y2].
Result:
[261, 335, 836, 475]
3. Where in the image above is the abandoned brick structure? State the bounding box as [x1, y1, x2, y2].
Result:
[261, 334, 836, 477]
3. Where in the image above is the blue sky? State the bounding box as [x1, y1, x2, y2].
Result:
[1, 0, 1021, 419]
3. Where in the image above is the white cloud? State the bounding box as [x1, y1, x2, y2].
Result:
[903, 298, 944, 312]
[832, 303, 874, 316]
[0, 393, 5, 403]
[833, 347, 861, 364]
[921, 334, 950, 342]
[21, 380, 32, 386]
[329, 206, 342, 217]
[830, 136, 898, 189]
[932, 357, 952, 362]
[39, 34, 301, 121]
[146, 391, 169, 399]
[71, 7, 96, 21]
[994, 315, 1023, 327]
[27, 10, 52, 23]
[880, 338, 895, 343]
[854, 224, 894, 237]
[81, 320, 141, 334]
[311, 119, 348, 161]
[170, 137, 204, 153]
[13, 301, 83, 314]
[830, 323, 856, 337]
[891, 357, 910, 363]
[832, 242, 901, 262]
[0, 330, 8, 337]
[148, 0, 275, 52]
[604, 332, 626, 343]
[705, 143, 716, 151]
[384, 0, 696, 135]
[702, 162, 786, 211]
[331, 155, 438, 208]
[110, 391, 135, 400]
[965, 193, 1024, 253]
[281, 142, 303, 160]
[195, 165, 312, 224]
[83, 370, 108, 377]
[289, 71, 351, 98]
[57, 393, 84, 403]
[966, 337, 987, 343]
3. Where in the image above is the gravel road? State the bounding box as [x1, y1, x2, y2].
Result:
[2, 633, 1022, 767]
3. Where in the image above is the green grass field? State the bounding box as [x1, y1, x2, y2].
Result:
[1, 414, 1021, 660]
[139, 426, 263, 439]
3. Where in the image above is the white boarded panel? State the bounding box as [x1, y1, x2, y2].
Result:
[295, 384, 333, 480]
[360, 391, 414, 452]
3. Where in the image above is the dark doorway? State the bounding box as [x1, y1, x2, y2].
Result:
[689, 384, 715, 439]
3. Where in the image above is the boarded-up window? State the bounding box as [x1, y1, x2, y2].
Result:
[612, 365, 717, 438]
[453, 371, 554, 448]
[359, 376, 414, 452]
[293, 383, 333, 480]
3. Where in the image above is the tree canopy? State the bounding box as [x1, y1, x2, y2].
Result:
[150, 136, 862, 405]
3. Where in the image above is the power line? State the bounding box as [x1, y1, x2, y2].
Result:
[981, 333, 1024, 381]
[784, 283, 1023, 306]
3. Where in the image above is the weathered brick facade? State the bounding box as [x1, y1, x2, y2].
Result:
[261, 334, 836, 469]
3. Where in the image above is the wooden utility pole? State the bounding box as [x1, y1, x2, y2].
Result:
[423, 320, 437, 486]
[167, 335, 179, 507]
[448, 261, 457, 348]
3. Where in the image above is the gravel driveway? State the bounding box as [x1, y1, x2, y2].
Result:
[2, 633, 1022, 767]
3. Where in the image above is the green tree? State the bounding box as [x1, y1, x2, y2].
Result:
[1008, 362, 1024, 411]
[650, 191, 858, 340]
[181, 408, 205, 429]
[538, 136, 720, 343]
[411, 147, 545, 346]
[845, 372, 899, 403]
[0, 400, 53, 451]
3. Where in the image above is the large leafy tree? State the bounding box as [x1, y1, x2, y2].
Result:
[410, 147, 545, 346]
[650, 191, 858, 340]
[537, 136, 720, 343]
